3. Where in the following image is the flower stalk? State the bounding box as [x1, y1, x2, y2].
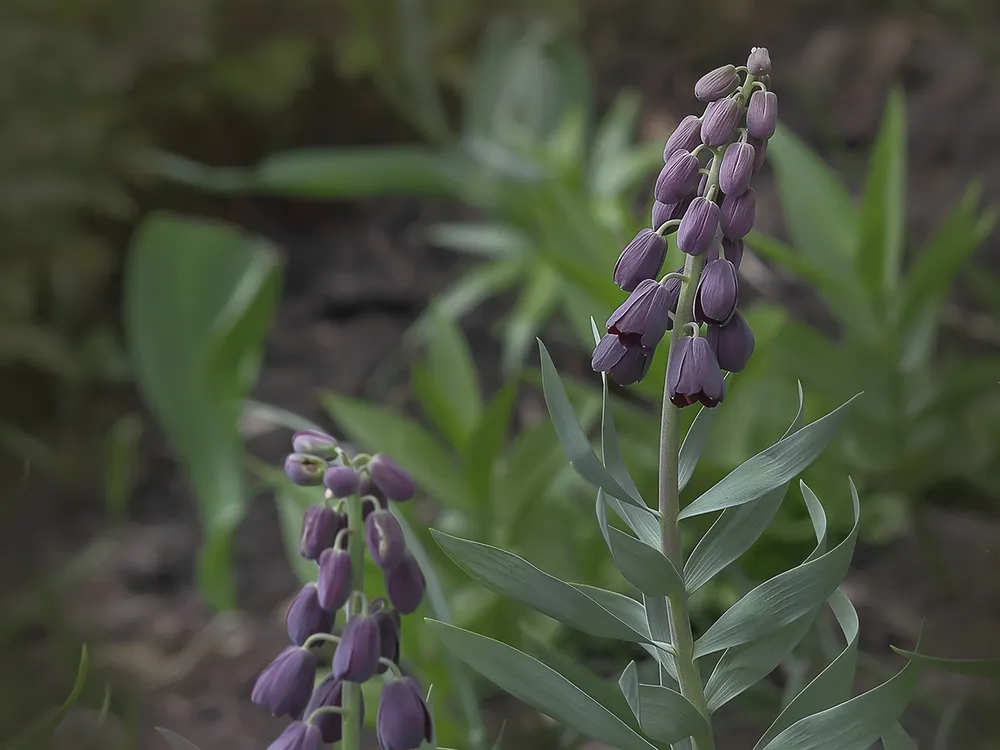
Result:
[341, 476, 366, 750]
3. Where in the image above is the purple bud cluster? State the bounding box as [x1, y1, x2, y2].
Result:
[595, 48, 772, 403]
[252, 430, 431, 750]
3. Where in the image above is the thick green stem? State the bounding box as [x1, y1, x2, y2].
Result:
[341, 487, 366, 750]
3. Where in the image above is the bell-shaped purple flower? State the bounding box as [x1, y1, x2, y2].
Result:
[266, 720, 324, 750]
[251, 646, 317, 718]
[721, 187, 756, 239]
[747, 47, 771, 75]
[317, 548, 353, 611]
[667, 336, 725, 408]
[285, 453, 327, 486]
[654, 150, 700, 204]
[365, 509, 408, 569]
[695, 259, 739, 325]
[376, 677, 434, 750]
[332, 614, 381, 683]
[370, 599, 402, 673]
[707, 311, 755, 373]
[695, 64, 739, 102]
[591, 334, 653, 386]
[287, 583, 334, 646]
[384, 554, 426, 615]
[368, 454, 415, 502]
[606, 279, 672, 349]
[719, 141, 755, 196]
[747, 90, 778, 140]
[299, 505, 341, 560]
[722, 237, 744, 269]
[701, 98, 740, 147]
[662, 115, 702, 161]
[614, 228, 667, 292]
[323, 465, 360, 498]
[302, 674, 365, 743]
[678, 197, 720, 256]
[291, 430, 339, 460]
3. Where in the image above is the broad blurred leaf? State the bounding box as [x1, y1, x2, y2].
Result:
[3, 647, 88, 750]
[880, 724, 917, 750]
[156, 729, 202, 750]
[636, 683, 707, 744]
[124, 213, 280, 608]
[890, 649, 1000, 679]
[420, 311, 483, 445]
[465, 381, 518, 506]
[428, 223, 531, 258]
[423, 260, 524, 327]
[502, 265, 561, 374]
[427, 622, 656, 750]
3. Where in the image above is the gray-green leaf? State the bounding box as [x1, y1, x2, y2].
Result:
[636, 683, 708, 744]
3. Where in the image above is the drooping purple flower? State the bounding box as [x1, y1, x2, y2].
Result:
[365, 509, 408, 569]
[384, 554, 426, 615]
[251, 646, 317, 718]
[613, 228, 667, 292]
[719, 141, 755, 196]
[376, 677, 434, 750]
[317, 548, 353, 611]
[266, 720, 324, 750]
[291, 430, 339, 460]
[286, 583, 334, 646]
[677, 197, 720, 256]
[722, 237, 744, 269]
[695, 64, 739, 102]
[662, 115, 702, 161]
[667, 336, 725, 408]
[368, 454, 415, 502]
[285, 453, 327, 486]
[323, 465, 360, 498]
[299, 505, 341, 560]
[747, 90, 778, 140]
[651, 200, 675, 230]
[303, 674, 364, 743]
[695, 259, 739, 326]
[370, 598, 402, 673]
[654, 150, 700, 204]
[606, 279, 672, 349]
[591, 334, 654, 386]
[332, 614, 381, 683]
[701, 98, 740, 147]
[707, 311, 755, 373]
[747, 47, 771, 75]
[721, 187, 756, 240]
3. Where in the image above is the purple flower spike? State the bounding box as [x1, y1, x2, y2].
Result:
[365, 509, 408, 569]
[747, 47, 771, 75]
[721, 187, 756, 240]
[385, 554, 426, 614]
[370, 599, 402, 673]
[695, 259, 739, 325]
[613, 228, 667, 292]
[654, 150, 700, 204]
[701, 98, 740, 147]
[747, 90, 778, 140]
[722, 237, 744, 269]
[323, 465, 360, 499]
[285, 453, 327, 486]
[332, 614, 382, 683]
[707, 311, 755, 373]
[377, 677, 434, 750]
[667, 336, 726, 408]
[662, 115, 703, 161]
[303, 674, 364, 743]
[251, 646, 317, 718]
[286, 583, 334, 646]
[607, 279, 673, 349]
[317, 548, 353, 611]
[719, 141, 755, 196]
[695, 64, 739, 102]
[299, 504, 341, 560]
[266, 721, 324, 750]
[368, 454, 415, 502]
[677, 197, 720, 256]
[291, 430, 339, 460]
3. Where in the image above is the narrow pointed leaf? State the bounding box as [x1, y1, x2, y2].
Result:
[889, 649, 1000, 679]
[881, 723, 917, 750]
[619, 661, 642, 724]
[637, 683, 708, 744]
[427, 621, 657, 750]
[570, 584, 651, 639]
[642, 595, 678, 683]
[678, 382, 728, 491]
[5, 647, 89, 750]
[157, 729, 202, 750]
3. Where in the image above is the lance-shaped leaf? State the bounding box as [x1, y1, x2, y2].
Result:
[427, 621, 656, 750]
[694, 481, 860, 659]
[570, 585, 652, 641]
[619, 661, 642, 724]
[881, 723, 917, 750]
[889, 649, 1000, 679]
[432, 530, 647, 642]
[636, 683, 708, 744]
[685, 383, 806, 593]
[679, 395, 860, 520]
[538, 340, 648, 510]
[157, 729, 202, 750]
[642, 595, 679, 683]
[678, 376, 729, 491]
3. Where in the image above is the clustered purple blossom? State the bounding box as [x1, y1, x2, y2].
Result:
[595, 48, 774, 406]
[252, 430, 432, 750]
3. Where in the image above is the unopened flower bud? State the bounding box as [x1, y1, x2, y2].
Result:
[719, 141, 755, 196]
[614, 228, 667, 292]
[385, 554, 426, 615]
[303, 674, 363, 743]
[285, 453, 327, 486]
[251, 646, 317, 718]
[695, 259, 739, 325]
[678, 197, 720, 256]
[591, 334, 653, 386]
[654, 150, 700, 204]
[291, 430, 339, 460]
[317, 548, 353, 611]
[662, 115, 703, 161]
[721, 187, 756, 239]
[299, 505, 340, 560]
[759, 73, 772, 89]
[365, 509, 408, 569]
[747, 47, 771, 75]
[267, 720, 324, 750]
[651, 200, 674, 230]
[722, 237, 744, 269]
[332, 613, 382, 683]
[701, 98, 740, 147]
[368, 454, 415, 502]
[707, 311, 755, 373]
[607, 279, 672, 349]
[376, 677, 434, 750]
[286, 583, 334, 646]
[749, 136, 769, 173]
[667, 336, 725, 408]
[695, 64, 739, 102]
[323, 465, 360, 498]
[370, 599, 402, 673]
[747, 90, 778, 140]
